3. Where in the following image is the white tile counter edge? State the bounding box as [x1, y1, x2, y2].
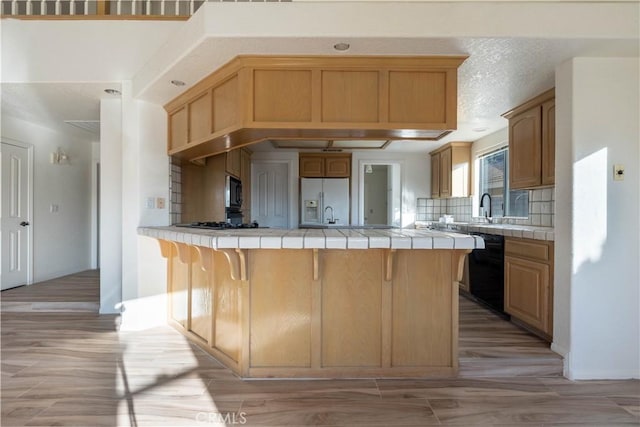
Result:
[416, 222, 555, 241]
[138, 227, 485, 250]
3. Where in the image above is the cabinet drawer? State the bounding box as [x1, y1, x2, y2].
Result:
[505, 238, 551, 262]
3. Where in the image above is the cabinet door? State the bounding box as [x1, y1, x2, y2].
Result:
[189, 91, 212, 143]
[253, 70, 313, 122]
[430, 153, 440, 198]
[169, 107, 188, 151]
[321, 70, 379, 123]
[300, 156, 324, 177]
[450, 144, 472, 197]
[439, 147, 452, 198]
[225, 149, 242, 178]
[541, 99, 555, 186]
[325, 156, 351, 178]
[388, 70, 447, 125]
[504, 256, 549, 333]
[509, 106, 542, 189]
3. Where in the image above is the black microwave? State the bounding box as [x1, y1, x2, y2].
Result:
[225, 175, 243, 210]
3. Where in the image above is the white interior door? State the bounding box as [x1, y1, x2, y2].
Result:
[1, 142, 32, 290]
[363, 166, 388, 225]
[253, 162, 289, 228]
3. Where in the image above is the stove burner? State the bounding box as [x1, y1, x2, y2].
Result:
[177, 221, 259, 230]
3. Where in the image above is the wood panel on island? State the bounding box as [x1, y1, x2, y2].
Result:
[502, 88, 555, 189]
[429, 141, 472, 198]
[156, 240, 470, 379]
[165, 55, 467, 162]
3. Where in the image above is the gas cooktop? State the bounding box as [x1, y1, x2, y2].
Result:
[176, 221, 260, 230]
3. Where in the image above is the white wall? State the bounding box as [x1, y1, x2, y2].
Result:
[91, 142, 100, 269]
[100, 99, 123, 313]
[1, 19, 181, 85]
[556, 57, 639, 379]
[99, 91, 170, 326]
[1, 116, 93, 282]
[125, 100, 171, 330]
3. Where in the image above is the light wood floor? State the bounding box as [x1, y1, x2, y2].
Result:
[2, 271, 638, 426]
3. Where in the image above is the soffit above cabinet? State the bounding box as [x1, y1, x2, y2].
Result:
[165, 55, 467, 161]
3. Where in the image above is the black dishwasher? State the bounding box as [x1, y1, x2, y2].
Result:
[468, 233, 509, 318]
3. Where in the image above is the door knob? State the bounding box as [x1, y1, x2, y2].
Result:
[19, 221, 30, 227]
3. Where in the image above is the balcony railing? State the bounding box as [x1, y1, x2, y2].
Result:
[1, 0, 290, 19]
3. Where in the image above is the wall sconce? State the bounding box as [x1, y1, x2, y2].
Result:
[365, 164, 373, 174]
[50, 147, 69, 164]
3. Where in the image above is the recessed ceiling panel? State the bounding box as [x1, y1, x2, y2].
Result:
[331, 140, 389, 149]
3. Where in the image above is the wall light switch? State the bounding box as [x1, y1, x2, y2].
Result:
[614, 164, 625, 181]
[146, 197, 155, 209]
[156, 197, 166, 209]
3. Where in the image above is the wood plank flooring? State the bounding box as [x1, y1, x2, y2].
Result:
[2, 271, 638, 426]
[1, 270, 100, 313]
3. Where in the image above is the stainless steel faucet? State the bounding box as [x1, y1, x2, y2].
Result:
[324, 205, 335, 224]
[479, 192, 493, 223]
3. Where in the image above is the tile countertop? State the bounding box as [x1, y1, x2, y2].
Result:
[415, 221, 555, 241]
[138, 226, 485, 250]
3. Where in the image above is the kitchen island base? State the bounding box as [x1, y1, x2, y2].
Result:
[158, 240, 469, 379]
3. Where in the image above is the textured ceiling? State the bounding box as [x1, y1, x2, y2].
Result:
[1, 83, 121, 142]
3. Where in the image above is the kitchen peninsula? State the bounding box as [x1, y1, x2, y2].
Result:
[139, 226, 483, 378]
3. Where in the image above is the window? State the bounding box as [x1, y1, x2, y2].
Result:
[478, 148, 528, 218]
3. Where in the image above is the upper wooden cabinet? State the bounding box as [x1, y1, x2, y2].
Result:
[299, 153, 351, 178]
[165, 55, 467, 161]
[429, 142, 472, 198]
[503, 89, 555, 189]
[168, 107, 188, 151]
[225, 149, 242, 179]
[430, 153, 440, 198]
[541, 99, 556, 186]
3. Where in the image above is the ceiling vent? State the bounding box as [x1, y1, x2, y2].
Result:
[64, 120, 100, 134]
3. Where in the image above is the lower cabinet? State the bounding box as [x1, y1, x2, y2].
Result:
[504, 237, 554, 340]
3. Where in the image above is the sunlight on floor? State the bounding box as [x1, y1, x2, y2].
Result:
[115, 328, 229, 426]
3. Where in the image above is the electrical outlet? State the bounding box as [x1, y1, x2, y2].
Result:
[614, 164, 625, 181]
[146, 197, 155, 209]
[156, 197, 166, 209]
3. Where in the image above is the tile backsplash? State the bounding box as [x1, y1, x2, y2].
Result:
[416, 187, 555, 227]
[416, 197, 473, 223]
[170, 158, 182, 225]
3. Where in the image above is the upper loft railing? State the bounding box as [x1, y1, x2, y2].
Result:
[1, 0, 290, 20]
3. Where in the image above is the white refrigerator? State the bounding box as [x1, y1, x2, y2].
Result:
[300, 178, 350, 226]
